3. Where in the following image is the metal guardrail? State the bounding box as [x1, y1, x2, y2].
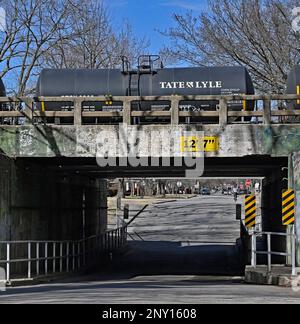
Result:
[0, 226, 127, 283]
[250, 231, 297, 276]
[0, 94, 300, 126]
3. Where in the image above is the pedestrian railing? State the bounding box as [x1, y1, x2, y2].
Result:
[127, 232, 145, 241]
[250, 231, 297, 276]
[0, 226, 127, 283]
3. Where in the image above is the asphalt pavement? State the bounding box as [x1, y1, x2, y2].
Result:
[1, 274, 300, 304]
[1, 195, 299, 304]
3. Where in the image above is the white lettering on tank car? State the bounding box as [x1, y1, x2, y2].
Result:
[159, 81, 222, 89]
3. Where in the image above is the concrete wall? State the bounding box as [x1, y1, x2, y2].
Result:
[261, 170, 286, 233]
[0, 156, 107, 270]
[0, 156, 11, 242]
[1, 124, 300, 159]
[292, 153, 300, 264]
[84, 179, 107, 238]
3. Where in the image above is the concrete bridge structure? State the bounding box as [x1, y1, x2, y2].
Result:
[0, 94, 300, 278]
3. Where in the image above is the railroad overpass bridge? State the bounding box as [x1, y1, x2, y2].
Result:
[0, 94, 300, 277]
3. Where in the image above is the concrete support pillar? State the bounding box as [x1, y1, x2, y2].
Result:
[261, 168, 286, 264]
[292, 152, 300, 265]
[85, 179, 107, 238]
[0, 156, 12, 242]
[123, 100, 131, 125]
[74, 98, 83, 126]
[171, 96, 180, 125]
[219, 99, 228, 128]
[263, 100, 271, 126]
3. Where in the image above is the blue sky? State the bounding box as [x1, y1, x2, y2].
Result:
[105, 0, 208, 54]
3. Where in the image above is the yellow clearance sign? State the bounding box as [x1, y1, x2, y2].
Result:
[180, 136, 219, 153]
[204, 137, 219, 152]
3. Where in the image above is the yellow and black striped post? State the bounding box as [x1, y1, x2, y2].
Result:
[282, 189, 295, 226]
[245, 195, 256, 228]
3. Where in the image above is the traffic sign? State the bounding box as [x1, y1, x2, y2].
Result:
[204, 137, 219, 152]
[180, 136, 219, 153]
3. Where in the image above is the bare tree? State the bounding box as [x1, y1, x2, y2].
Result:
[0, 1, 32, 94]
[0, 0, 78, 95]
[0, 0, 148, 95]
[161, 0, 300, 93]
[114, 22, 150, 68]
[42, 0, 149, 69]
[42, 0, 113, 69]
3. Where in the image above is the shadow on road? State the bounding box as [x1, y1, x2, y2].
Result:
[111, 241, 245, 276]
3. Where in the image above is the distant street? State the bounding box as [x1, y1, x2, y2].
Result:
[1, 195, 299, 304]
[127, 195, 241, 243]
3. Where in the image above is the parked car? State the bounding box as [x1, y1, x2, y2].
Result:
[222, 188, 233, 195]
[238, 189, 251, 195]
[222, 188, 229, 195]
[201, 188, 211, 195]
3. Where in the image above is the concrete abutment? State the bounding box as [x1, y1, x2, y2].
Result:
[260, 169, 287, 264]
[0, 156, 107, 272]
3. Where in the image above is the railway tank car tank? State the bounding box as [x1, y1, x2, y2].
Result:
[36, 55, 255, 124]
[0, 78, 7, 124]
[286, 65, 300, 109]
[0, 78, 5, 97]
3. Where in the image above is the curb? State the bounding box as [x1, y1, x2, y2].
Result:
[6, 269, 89, 287]
[245, 266, 300, 287]
[154, 200, 177, 205]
